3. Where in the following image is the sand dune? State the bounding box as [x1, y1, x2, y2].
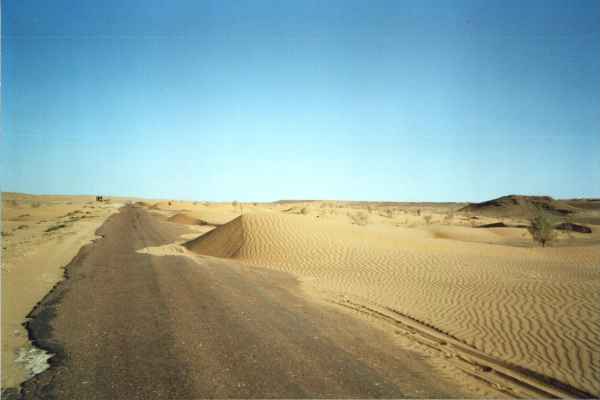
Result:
[185, 216, 243, 257]
[460, 195, 579, 217]
[167, 213, 208, 226]
[185, 212, 600, 395]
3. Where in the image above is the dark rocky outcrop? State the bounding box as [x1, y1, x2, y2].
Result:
[555, 223, 592, 234]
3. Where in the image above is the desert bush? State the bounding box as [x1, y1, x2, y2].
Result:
[31, 201, 41, 208]
[383, 208, 394, 218]
[415, 209, 421, 216]
[300, 207, 310, 215]
[349, 211, 369, 226]
[45, 224, 66, 233]
[423, 215, 432, 225]
[444, 211, 454, 224]
[232, 200, 238, 208]
[528, 207, 556, 247]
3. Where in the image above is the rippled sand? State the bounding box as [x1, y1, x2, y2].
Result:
[185, 212, 600, 395]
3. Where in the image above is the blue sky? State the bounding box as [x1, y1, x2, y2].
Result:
[2, 0, 599, 202]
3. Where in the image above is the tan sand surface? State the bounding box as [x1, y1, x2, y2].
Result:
[145, 201, 245, 226]
[185, 210, 600, 396]
[1, 193, 122, 390]
[167, 213, 207, 225]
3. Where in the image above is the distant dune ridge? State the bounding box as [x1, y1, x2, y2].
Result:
[461, 195, 600, 227]
[184, 211, 600, 395]
[459, 195, 579, 217]
[167, 213, 210, 226]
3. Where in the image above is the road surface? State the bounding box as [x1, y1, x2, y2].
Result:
[21, 205, 466, 399]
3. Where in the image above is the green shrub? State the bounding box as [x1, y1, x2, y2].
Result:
[528, 207, 556, 247]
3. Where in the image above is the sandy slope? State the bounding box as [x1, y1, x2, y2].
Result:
[167, 213, 207, 225]
[1, 194, 121, 391]
[185, 212, 600, 395]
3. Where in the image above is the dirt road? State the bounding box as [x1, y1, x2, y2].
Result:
[20, 205, 466, 399]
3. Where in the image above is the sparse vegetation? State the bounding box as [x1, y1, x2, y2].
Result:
[527, 207, 556, 247]
[31, 201, 41, 208]
[444, 210, 454, 225]
[382, 208, 394, 218]
[423, 215, 432, 225]
[349, 211, 369, 226]
[45, 224, 67, 233]
[300, 207, 310, 215]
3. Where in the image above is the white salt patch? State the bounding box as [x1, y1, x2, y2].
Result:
[15, 347, 52, 378]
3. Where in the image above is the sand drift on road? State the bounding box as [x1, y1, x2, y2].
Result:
[184, 211, 600, 396]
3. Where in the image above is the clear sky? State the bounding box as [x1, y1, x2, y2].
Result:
[2, 0, 599, 202]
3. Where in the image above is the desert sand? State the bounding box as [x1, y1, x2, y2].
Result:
[148, 198, 600, 396]
[1, 193, 121, 390]
[4, 195, 600, 397]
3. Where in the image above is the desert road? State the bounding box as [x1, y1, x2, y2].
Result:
[20, 205, 464, 399]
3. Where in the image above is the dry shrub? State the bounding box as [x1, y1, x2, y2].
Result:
[423, 215, 432, 225]
[444, 211, 454, 224]
[349, 211, 369, 226]
[300, 207, 310, 215]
